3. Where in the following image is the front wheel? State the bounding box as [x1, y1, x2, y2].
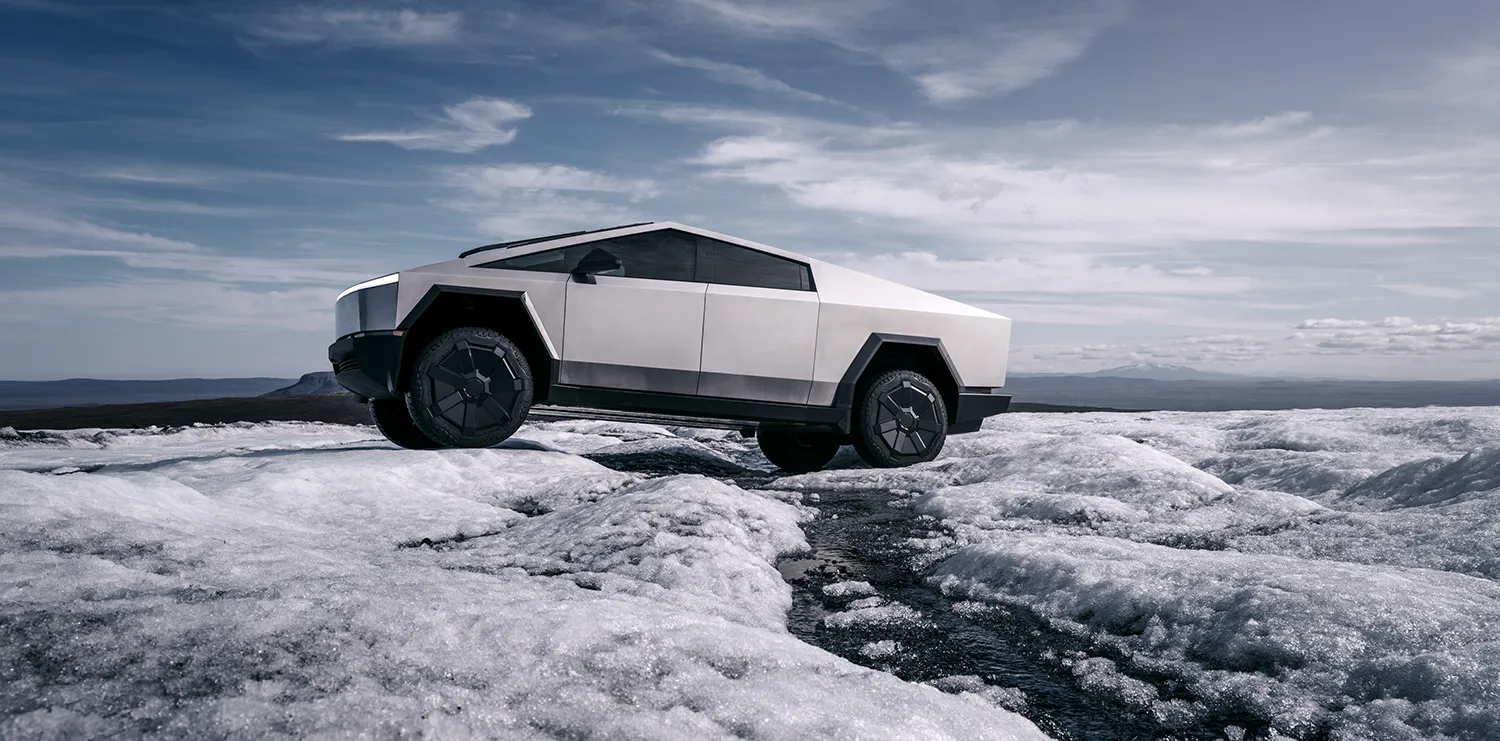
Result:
[369, 398, 442, 449]
[406, 327, 533, 448]
[850, 370, 948, 468]
[758, 429, 840, 474]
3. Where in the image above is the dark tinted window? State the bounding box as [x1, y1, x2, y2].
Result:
[695, 237, 813, 291]
[480, 230, 697, 282]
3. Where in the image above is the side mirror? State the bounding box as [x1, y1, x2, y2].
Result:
[571, 248, 622, 283]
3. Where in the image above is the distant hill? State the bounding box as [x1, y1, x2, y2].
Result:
[1083, 363, 1246, 381]
[264, 372, 347, 397]
[1002, 375, 1500, 412]
[0, 377, 297, 411]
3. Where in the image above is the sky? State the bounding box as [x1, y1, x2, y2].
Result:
[0, 0, 1497, 381]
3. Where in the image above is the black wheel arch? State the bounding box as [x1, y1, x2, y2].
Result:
[834, 334, 962, 425]
[396, 285, 558, 402]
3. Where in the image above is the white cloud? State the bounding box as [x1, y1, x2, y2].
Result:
[0, 245, 371, 285]
[883, 26, 1105, 102]
[1019, 315, 1500, 376]
[1385, 46, 1500, 112]
[0, 210, 196, 251]
[669, 0, 878, 36]
[443, 164, 658, 239]
[1023, 333, 1281, 370]
[449, 164, 658, 200]
[1213, 111, 1313, 138]
[646, 49, 829, 102]
[838, 251, 1256, 295]
[1291, 316, 1500, 356]
[667, 0, 1117, 102]
[233, 8, 462, 46]
[0, 279, 332, 330]
[1376, 283, 1473, 300]
[337, 98, 532, 153]
[638, 106, 1500, 249]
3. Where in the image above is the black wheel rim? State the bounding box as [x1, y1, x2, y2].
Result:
[425, 339, 523, 437]
[874, 380, 941, 456]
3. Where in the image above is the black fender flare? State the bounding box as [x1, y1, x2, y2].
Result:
[396, 284, 560, 390]
[832, 333, 965, 410]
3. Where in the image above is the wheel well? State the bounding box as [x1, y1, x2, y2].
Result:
[398, 292, 555, 401]
[853, 343, 959, 423]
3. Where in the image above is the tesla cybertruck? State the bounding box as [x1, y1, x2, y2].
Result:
[330, 222, 1012, 473]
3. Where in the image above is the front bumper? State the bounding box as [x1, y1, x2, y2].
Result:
[949, 391, 1012, 434]
[328, 332, 405, 400]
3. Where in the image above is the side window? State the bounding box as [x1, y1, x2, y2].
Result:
[593, 231, 696, 282]
[481, 243, 591, 273]
[696, 237, 813, 291]
[479, 231, 697, 282]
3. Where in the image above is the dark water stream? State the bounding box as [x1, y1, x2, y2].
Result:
[773, 486, 1218, 741]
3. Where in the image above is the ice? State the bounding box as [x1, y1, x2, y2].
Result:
[0, 421, 1050, 741]
[0, 421, 383, 471]
[825, 602, 926, 629]
[12, 405, 1500, 739]
[849, 405, 1500, 741]
[928, 675, 1029, 713]
[860, 640, 901, 659]
[823, 580, 878, 598]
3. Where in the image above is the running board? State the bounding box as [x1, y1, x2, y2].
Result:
[527, 405, 757, 433]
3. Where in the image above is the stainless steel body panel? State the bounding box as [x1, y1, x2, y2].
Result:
[698, 283, 819, 403]
[561, 274, 707, 394]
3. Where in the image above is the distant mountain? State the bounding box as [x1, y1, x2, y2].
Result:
[0, 377, 297, 411]
[263, 372, 348, 397]
[1002, 375, 1500, 412]
[1084, 363, 1246, 381]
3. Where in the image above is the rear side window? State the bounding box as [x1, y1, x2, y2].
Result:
[479, 231, 696, 282]
[695, 237, 813, 291]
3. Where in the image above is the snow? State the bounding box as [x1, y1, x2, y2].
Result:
[786, 406, 1500, 741]
[9, 405, 1500, 739]
[0, 420, 1050, 741]
[823, 580, 878, 598]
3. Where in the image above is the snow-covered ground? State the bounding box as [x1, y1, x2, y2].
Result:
[5, 407, 1499, 739]
[784, 407, 1500, 741]
[0, 421, 1048, 740]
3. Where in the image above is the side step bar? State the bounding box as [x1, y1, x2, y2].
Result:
[527, 405, 756, 433]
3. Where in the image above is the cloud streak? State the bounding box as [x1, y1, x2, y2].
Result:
[337, 98, 532, 153]
[646, 49, 830, 103]
[839, 251, 1256, 295]
[883, 25, 1110, 102]
[231, 8, 463, 46]
[0, 211, 196, 251]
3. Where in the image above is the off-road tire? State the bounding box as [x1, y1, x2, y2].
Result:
[850, 370, 948, 468]
[406, 327, 533, 448]
[758, 429, 841, 474]
[369, 398, 442, 450]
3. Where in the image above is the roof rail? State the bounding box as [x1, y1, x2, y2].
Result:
[458, 222, 655, 259]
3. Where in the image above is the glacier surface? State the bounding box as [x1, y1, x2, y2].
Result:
[0, 421, 1047, 740]
[4, 405, 1500, 739]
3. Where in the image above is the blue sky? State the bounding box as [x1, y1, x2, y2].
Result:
[1, 0, 1497, 381]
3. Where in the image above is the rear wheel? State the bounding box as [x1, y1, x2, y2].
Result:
[850, 370, 948, 468]
[758, 429, 841, 474]
[369, 398, 441, 450]
[406, 327, 533, 448]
